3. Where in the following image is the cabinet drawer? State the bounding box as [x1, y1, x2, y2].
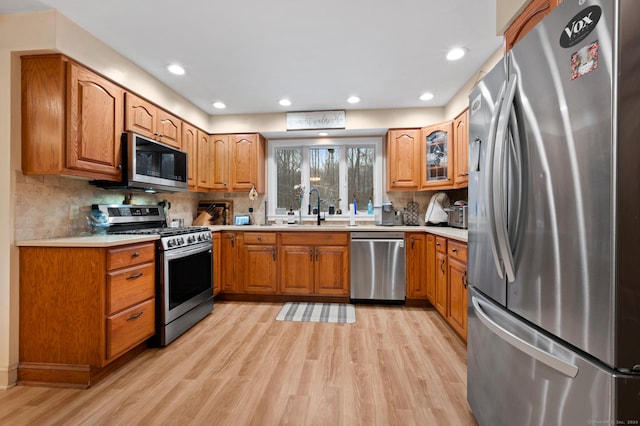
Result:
[435, 236, 447, 254]
[448, 240, 468, 262]
[243, 232, 277, 245]
[280, 232, 348, 246]
[106, 298, 155, 360]
[107, 262, 155, 314]
[107, 243, 155, 270]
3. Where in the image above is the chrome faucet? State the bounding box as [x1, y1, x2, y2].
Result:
[309, 188, 321, 226]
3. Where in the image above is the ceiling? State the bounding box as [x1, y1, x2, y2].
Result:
[1, 0, 502, 116]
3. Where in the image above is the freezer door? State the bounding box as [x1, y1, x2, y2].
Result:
[468, 62, 508, 305]
[506, 0, 616, 366]
[467, 287, 640, 426]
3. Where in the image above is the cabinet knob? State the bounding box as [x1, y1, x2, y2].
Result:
[257, 235, 262, 241]
[452, 248, 457, 253]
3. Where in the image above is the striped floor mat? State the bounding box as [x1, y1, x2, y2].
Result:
[275, 302, 356, 323]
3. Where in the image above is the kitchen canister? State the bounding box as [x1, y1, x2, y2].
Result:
[404, 201, 420, 226]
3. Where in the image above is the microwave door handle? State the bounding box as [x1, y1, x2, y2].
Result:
[493, 74, 518, 283]
[486, 81, 507, 280]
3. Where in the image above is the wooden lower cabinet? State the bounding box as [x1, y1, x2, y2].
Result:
[220, 232, 239, 293]
[434, 249, 449, 317]
[425, 234, 469, 341]
[406, 233, 427, 299]
[19, 242, 156, 388]
[447, 240, 469, 340]
[212, 232, 221, 296]
[279, 233, 350, 296]
[242, 232, 278, 293]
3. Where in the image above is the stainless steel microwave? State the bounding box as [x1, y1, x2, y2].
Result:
[93, 132, 188, 193]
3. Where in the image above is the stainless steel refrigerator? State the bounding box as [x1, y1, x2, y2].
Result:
[467, 0, 640, 424]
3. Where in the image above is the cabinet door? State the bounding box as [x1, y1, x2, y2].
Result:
[197, 130, 212, 189]
[243, 245, 278, 293]
[434, 251, 448, 317]
[406, 233, 427, 299]
[421, 121, 454, 189]
[279, 245, 314, 294]
[210, 134, 230, 191]
[425, 234, 436, 303]
[67, 62, 124, 180]
[156, 109, 181, 148]
[124, 93, 156, 139]
[448, 257, 468, 340]
[212, 232, 221, 296]
[220, 232, 237, 292]
[387, 129, 421, 190]
[182, 122, 198, 189]
[315, 246, 349, 296]
[230, 134, 260, 192]
[453, 109, 469, 188]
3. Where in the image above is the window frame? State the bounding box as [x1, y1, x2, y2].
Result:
[267, 136, 384, 219]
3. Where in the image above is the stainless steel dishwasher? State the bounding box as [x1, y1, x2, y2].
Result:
[350, 231, 406, 303]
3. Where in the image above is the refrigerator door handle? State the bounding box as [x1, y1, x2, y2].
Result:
[492, 74, 518, 282]
[486, 81, 507, 279]
[471, 295, 579, 378]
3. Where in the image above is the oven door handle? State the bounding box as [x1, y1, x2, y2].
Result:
[163, 242, 213, 261]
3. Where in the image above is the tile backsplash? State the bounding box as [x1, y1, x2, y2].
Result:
[14, 171, 200, 241]
[14, 170, 468, 241]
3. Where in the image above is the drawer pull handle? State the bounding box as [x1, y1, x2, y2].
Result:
[452, 248, 458, 253]
[126, 311, 144, 321]
[257, 235, 262, 241]
[436, 242, 441, 246]
[132, 252, 140, 258]
[126, 272, 143, 280]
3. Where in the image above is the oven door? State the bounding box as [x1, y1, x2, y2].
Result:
[159, 241, 213, 324]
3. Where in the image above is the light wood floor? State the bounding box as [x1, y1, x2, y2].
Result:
[0, 302, 477, 425]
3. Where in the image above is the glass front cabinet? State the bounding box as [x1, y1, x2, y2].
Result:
[421, 121, 453, 189]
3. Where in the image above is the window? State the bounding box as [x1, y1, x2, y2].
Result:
[268, 137, 383, 218]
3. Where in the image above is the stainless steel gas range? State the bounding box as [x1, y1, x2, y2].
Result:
[94, 204, 213, 346]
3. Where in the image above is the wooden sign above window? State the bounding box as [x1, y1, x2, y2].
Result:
[286, 110, 346, 130]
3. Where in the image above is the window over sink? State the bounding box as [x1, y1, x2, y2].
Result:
[267, 137, 383, 219]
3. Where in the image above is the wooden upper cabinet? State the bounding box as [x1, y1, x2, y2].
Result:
[21, 54, 124, 181]
[210, 134, 230, 191]
[124, 93, 154, 138]
[421, 121, 454, 189]
[387, 128, 421, 191]
[67, 62, 124, 179]
[505, 0, 563, 51]
[196, 130, 212, 189]
[230, 133, 265, 193]
[156, 109, 181, 148]
[181, 122, 198, 189]
[125, 92, 182, 149]
[453, 109, 469, 188]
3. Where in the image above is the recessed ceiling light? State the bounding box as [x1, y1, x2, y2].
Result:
[347, 96, 361, 104]
[279, 99, 292, 106]
[167, 64, 185, 75]
[446, 48, 466, 61]
[419, 92, 435, 101]
[318, 132, 329, 137]
[212, 102, 226, 109]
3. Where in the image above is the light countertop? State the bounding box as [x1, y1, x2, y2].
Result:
[16, 234, 159, 248]
[206, 224, 468, 242]
[16, 225, 467, 248]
